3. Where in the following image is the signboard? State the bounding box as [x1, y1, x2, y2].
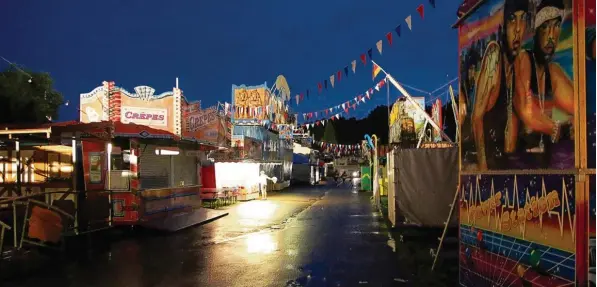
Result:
[232, 84, 270, 121]
[121, 106, 168, 126]
[431, 98, 442, 142]
[389, 97, 426, 144]
[183, 107, 219, 139]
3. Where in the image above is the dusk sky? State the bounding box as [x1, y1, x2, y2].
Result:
[1, 0, 459, 123]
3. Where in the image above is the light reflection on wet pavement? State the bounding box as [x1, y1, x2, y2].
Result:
[4, 185, 457, 287]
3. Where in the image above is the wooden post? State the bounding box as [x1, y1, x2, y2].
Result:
[431, 184, 459, 271]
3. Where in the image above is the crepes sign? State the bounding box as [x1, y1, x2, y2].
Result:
[186, 108, 217, 132]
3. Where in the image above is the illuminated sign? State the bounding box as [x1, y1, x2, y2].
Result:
[121, 106, 167, 126]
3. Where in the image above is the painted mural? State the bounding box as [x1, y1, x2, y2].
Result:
[586, 0, 596, 169]
[459, 174, 576, 286]
[459, 0, 575, 172]
[232, 84, 270, 121]
[388, 97, 426, 144]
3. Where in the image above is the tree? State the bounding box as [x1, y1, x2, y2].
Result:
[0, 66, 64, 124]
[322, 121, 338, 144]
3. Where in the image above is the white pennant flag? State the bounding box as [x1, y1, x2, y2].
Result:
[365, 90, 370, 98]
[336, 114, 340, 119]
[341, 103, 346, 109]
[351, 60, 357, 73]
[405, 15, 412, 31]
[322, 120, 326, 126]
[376, 40, 383, 55]
[296, 95, 300, 105]
[329, 108, 333, 113]
[375, 84, 380, 92]
[330, 75, 335, 88]
[362, 97, 366, 103]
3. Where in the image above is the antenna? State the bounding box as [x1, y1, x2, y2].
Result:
[176, 77, 179, 89]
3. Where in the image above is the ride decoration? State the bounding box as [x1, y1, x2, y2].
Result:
[293, 0, 436, 105]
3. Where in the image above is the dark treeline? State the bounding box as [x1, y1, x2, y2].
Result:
[309, 99, 458, 145]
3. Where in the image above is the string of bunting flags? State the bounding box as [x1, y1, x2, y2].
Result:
[297, 76, 387, 128]
[293, 0, 435, 105]
[313, 140, 362, 155]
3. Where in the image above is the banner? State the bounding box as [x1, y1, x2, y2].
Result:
[389, 97, 426, 144]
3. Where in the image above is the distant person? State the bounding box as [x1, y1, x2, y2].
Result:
[259, 171, 269, 200]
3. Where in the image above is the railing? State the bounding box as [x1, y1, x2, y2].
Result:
[0, 189, 113, 262]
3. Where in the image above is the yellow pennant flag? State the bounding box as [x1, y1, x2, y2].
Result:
[372, 63, 381, 80]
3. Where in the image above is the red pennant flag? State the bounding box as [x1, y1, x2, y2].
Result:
[360, 54, 367, 65]
[318, 82, 322, 93]
[386, 32, 393, 46]
[337, 70, 342, 81]
[417, 4, 424, 19]
[300, 93, 305, 101]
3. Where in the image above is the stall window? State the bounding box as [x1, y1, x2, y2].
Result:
[111, 150, 131, 170]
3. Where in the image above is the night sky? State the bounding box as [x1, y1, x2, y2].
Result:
[1, 0, 459, 123]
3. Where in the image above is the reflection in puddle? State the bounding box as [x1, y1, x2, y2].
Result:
[238, 201, 278, 220]
[246, 232, 277, 254]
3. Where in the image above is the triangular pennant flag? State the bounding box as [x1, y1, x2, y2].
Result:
[367, 48, 373, 60]
[295, 95, 300, 105]
[365, 90, 370, 99]
[341, 103, 346, 109]
[330, 75, 335, 88]
[344, 66, 349, 77]
[362, 97, 366, 103]
[376, 40, 383, 55]
[405, 15, 412, 30]
[373, 63, 381, 80]
[417, 4, 424, 19]
[322, 120, 325, 126]
[352, 60, 357, 73]
[429, 0, 435, 8]
[336, 114, 340, 120]
[375, 84, 380, 92]
[360, 54, 367, 65]
[354, 97, 358, 102]
[329, 108, 333, 113]
[337, 70, 342, 82]
[395, 25, 401, 37]
[318, 83, 322, 93]
[386, 32, 393, 46]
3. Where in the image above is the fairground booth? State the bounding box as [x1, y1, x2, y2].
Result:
[79, 81, 229, 231]
[455, 0, 594, 285]
[385, 92, 458, 230]
[202, 76, 294, 196]
[0, 79, 231, 252]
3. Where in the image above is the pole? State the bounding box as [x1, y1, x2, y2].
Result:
[386, 80, 391, 144]
[371, 61, 453, 143]
[431, 185, 460, 271]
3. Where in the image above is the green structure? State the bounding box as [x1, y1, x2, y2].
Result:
[360, 166, 372, 191]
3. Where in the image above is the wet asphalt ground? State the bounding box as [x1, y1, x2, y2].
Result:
[3, 183, 458, 287]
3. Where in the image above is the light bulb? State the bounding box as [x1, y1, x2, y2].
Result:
[28, 78, 32, 83]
